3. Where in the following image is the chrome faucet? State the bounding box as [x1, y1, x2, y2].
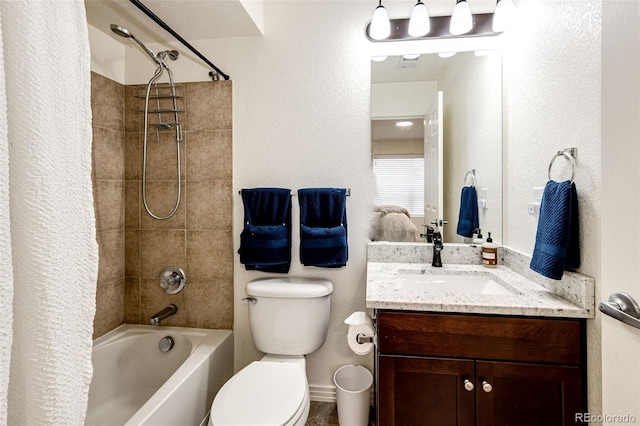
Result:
[150, 304, 178, 326]
[432, 232, 443, 267]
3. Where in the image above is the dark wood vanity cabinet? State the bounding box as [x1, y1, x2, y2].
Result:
[376, 311, 586, 426]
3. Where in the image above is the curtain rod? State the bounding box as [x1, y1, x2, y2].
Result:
[129, 0, 230, 81]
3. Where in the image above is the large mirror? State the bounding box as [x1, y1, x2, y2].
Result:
[370, 51, 502, 244]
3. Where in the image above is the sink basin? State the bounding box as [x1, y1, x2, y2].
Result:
[398, 271, 518, 296]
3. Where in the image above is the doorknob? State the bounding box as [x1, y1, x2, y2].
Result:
[599, 292, 640, 330]
[482, 380, 493, 393]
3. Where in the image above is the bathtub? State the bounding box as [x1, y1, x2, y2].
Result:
[86, 324, 233, 426]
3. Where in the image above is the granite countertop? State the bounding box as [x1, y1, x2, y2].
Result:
[366, 261, 594, 318]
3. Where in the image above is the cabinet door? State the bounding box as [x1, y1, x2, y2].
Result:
[378, 355, 475, 426]
[475, 361, 583, 426]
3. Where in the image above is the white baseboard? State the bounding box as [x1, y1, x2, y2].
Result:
[309, 384, 375, 405]
[309, 384, 337, 403]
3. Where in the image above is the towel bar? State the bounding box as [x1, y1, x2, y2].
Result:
[238, 188, 351, 196]
[548, 148, 577, 183]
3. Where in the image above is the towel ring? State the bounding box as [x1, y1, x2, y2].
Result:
[548, 151, 576, 183]
[464, 169, 477, 187]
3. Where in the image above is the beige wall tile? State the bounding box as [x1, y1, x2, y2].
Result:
[186, 130, 232, 181]
[184, 279, 233, 329]
[185, 81, 232, 131]
[97, 229, 125, 284]
[139, 229, 186, 278]
[124, 278, 141, 324]
[125, 132, 142, 180]
[186, 180, 233, 230]
[139, 180, 186, 229]
[92, 126, 125, 180]
[125, 229, 140, 277]
[186, 230, 233, 280]
[125, 181, 140, 229]
[93, 278, 125, 338]
[94, 180, 125, 232]
[125, 85, 143, 133]
[91, 72, 124, 132]
[144, 132, 186, 180]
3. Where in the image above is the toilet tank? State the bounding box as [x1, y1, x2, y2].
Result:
[246, 277, 333, 355]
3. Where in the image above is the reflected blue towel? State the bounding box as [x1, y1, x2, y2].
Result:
[456, 186, 479, 238]
[298, 188, 348, 267]
[530, 180, 581, 280]
[238, 188, 291, 273]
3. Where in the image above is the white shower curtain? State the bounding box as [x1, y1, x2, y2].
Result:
[0, 1, 99, 424]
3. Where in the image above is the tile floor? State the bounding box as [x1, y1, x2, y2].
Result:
[305, 402, 375, 426]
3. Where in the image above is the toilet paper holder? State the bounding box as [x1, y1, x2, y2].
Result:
[356, 333, 374, 344]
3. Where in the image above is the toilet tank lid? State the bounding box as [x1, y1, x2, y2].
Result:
[246, 277, 333, 298]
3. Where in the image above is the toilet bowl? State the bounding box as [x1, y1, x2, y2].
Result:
[209, 278, 333, 426]
[209, 357, 310, 426]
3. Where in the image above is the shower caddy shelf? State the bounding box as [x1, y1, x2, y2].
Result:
[135, 82, 184, 136]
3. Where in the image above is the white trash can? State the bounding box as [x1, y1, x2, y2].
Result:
[333, 364, 373, 426]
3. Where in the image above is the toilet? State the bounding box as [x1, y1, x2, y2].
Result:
[210, 277, 334, 426]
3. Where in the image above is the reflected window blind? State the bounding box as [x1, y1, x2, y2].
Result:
[373, 157, 424, 216]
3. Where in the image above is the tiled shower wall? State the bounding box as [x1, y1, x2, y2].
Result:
[91, 72, 233, 337]
[91, 73, 126, 338]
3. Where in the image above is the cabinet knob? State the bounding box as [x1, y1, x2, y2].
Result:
[482, 380, 493, 393]
[463, 378, 474, 392]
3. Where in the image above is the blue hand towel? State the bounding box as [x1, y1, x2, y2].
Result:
[530, 181, 581, 280]
[298, 188, 348, 267]
[238, 188, 291, 273]
[456, 186, 479, 238]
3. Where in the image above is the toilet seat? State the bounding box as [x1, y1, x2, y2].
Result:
[210, 361, 307, 426]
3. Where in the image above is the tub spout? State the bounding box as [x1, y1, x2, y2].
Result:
[150, 304, 178, 326]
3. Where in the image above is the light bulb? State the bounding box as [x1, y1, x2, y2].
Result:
[450, 0, 473, 35]
[408, 1, 430, 37]
[370, 2, 391, 40]
[493, 0, 516, 32]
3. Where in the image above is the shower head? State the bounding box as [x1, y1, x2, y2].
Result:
[110, 24, 132, 38]
[110, 24, 159, 63]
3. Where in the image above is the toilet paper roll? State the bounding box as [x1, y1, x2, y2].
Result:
[347, 320, 375, 356]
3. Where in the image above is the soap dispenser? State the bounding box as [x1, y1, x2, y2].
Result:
[472, 228, 484, 245]
[481, 232, 498, 268]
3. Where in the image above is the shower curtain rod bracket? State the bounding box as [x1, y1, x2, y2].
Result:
[129, 0, 230, 81]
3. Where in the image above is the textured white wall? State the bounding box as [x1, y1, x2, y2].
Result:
[88, 25, 125, 84]
[227, 1, 376, 390]
[502, 0, 602, 414]
[92, 0, 604, 403]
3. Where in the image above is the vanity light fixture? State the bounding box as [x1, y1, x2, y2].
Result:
[370, 0, 391, 40]
[366, 0, 512, 42]
[438, 51, 457, 58]
[492, 0, 515, 32]
[371, 55, 388, 62]
[408, 0, 430, 37]
[450, 0, 473, 35]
